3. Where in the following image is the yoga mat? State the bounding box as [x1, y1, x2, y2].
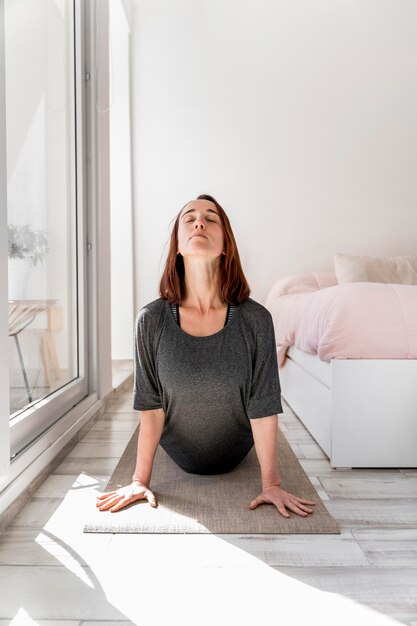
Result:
[84, 426, 340, 534]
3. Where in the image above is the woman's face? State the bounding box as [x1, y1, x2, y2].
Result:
[177, 199, 225, 260]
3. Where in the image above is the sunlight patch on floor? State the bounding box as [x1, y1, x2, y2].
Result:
[10, 608, 37, 625]
[35, 532, 95, 588]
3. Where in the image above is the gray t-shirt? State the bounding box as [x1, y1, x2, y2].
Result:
[133, 297, 283, 474]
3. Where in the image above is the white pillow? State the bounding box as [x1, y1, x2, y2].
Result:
[334, 253, 417, 285]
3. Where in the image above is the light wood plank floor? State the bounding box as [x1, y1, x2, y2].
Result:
[0, 393, 416, 626]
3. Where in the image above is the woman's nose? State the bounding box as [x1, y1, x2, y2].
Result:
[194, 220, 205, 229]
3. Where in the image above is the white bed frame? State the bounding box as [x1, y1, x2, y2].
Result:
[279, 348, 417, 468]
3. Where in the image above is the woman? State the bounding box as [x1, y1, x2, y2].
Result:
[96, 194, 315, 519]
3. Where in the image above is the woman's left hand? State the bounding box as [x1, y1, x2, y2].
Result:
[249, 485, 316, 518]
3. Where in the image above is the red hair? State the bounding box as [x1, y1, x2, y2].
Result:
[159, 194, 251, 305]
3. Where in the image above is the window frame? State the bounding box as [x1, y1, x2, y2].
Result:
[7, 0, 88, 459]
[0, 0, 10, 485]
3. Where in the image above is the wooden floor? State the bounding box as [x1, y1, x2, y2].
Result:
[0, 391, 416, 626]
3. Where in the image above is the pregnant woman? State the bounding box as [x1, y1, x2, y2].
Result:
[96, 194, 315, 519]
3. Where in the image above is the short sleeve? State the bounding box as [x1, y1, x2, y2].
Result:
[247, 312, 283, 419]
[132, 309, 162, 411]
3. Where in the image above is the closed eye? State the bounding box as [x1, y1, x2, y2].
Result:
[186, 218, 216, 223]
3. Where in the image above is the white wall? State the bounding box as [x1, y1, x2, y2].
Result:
[131, 0, 417, 308]
[109, 0, 134, 360]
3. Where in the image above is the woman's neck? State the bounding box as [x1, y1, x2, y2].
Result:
[182, 258, 224, 313]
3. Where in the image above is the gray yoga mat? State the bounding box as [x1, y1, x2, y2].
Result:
[84, 425, 340, 534]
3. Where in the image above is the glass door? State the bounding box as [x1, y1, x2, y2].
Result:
[4, 0, 88, 457]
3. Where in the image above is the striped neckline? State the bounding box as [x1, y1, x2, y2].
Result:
[170, 303, 236, 328]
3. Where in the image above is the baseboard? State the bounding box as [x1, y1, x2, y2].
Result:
[103, 372, 133, 409]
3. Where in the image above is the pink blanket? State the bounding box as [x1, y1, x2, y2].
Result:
[265, 273, 417, 366]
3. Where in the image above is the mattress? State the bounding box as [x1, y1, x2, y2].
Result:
[267, 273, 417, 366]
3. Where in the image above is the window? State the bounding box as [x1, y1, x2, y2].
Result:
[4, 0, 88, 458]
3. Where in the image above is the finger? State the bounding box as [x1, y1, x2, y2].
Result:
[145, 490, 158, 508]
[98, 495, 123, 511]
[110, 497, 135, 512]
[294, 498, 316, 506]
[285, 493, 316, 509]
[96, 495, 115, 508]
[99, 497, 122, 511]
[248, 496, 265, 510]
[110, 490, 150, 512]
[287, 502, 314, 515]
[291, 501, 314, 514]
[96, 491, 116, 501]
[275, 503, 290, 518]
[267, 496, 291, 518]
[96, 492, 121, 508]
[283, 491, 316, 506]
[286, 501, 310, 517]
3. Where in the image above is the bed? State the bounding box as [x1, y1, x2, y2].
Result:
[265, 265, 417, 468]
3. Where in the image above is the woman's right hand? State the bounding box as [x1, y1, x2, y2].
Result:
[95, 481, 157, 512]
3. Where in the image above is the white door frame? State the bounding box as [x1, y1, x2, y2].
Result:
[0, 0, 113, 517]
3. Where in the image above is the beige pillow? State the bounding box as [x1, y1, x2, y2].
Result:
[334, 253, 417, 284]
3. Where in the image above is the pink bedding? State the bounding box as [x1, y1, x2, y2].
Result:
[265, 273, 417, 366]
